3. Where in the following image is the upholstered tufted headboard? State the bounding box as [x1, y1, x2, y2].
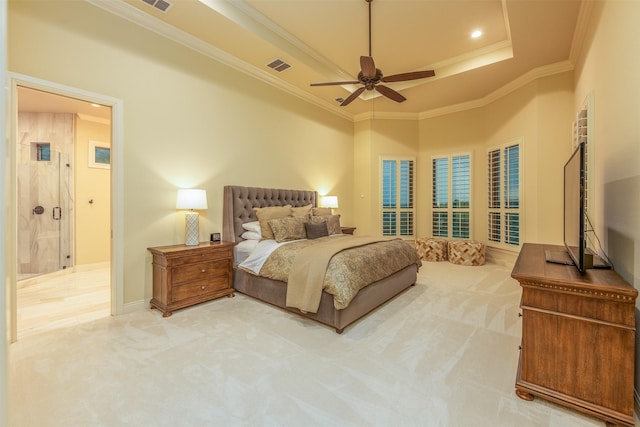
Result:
[222, 186, 318, 242]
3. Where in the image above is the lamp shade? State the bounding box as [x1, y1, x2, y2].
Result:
[319, 195, 338, 209]
[176, 189, 208, 210]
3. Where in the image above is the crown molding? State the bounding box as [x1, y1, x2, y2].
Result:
[569, 0, 595, 65]
[353, 111, 419, 122]
[85, 0, 353, 121]
[86, 0, 575, 124]
[419, 60, 574, 120]
[77, 113, 110, 125]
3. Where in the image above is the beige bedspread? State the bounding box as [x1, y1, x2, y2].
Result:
[255, 235, 422, 312]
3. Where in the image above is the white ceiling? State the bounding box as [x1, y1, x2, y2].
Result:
[20, 0, 586, 120]
[17, 86, 112, 121]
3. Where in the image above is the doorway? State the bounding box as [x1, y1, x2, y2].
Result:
[13, 83, 114, 338]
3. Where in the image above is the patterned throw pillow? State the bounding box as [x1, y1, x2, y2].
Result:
[305, 222, 329, 239]
[253, 205, 292, 240]
[312, 207, 332, 216]
[268, 216, 308, 242]
[309, 214, 342, 235]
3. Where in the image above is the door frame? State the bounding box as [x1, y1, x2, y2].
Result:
[7, 73, 124, 342]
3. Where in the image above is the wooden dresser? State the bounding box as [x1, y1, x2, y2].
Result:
[511, 243, 637, 427]
[148, 242, 235, 317]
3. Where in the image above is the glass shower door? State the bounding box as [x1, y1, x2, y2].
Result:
[17, 143, 72, 278]
[56, 150, 72, 271]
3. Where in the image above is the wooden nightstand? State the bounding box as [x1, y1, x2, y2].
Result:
[341, 226, 356, 235]
[147, 242, 235, 317]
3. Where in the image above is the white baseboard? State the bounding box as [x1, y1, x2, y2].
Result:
[485, 246, 518, 267]
[122, 299, 146, 314]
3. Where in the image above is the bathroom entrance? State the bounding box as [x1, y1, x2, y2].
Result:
[15, 85, 112, 338]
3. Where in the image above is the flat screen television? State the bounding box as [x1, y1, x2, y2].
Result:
[564, 141, 592, 273]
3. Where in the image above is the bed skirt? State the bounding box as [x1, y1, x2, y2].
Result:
[233, 264, 418, 333]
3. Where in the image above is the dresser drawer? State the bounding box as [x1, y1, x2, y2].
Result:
[172, 276, 231, 302]
[170, 249, 231, 267]
[172, 261, 229, 284]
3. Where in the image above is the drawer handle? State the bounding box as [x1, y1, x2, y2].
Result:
[201, 285, 206, 290]
[201, 269, 206, 273]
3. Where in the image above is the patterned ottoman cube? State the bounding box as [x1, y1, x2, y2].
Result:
[415, 237, 449, 262]
[448, 240, 485, 266]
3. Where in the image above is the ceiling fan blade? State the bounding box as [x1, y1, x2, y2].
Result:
[341, 87, 366, 106]
[381, 70, 435, 83]
[375, 85, 406, 103]
[310, 81, 360, 87]
[360, 56, 376, 79]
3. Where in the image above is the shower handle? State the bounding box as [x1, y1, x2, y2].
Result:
[52, 206, 62, 220]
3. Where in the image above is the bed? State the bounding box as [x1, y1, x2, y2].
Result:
[222, 185, 421, 333]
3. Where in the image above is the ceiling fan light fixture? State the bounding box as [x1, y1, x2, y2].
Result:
[309, 0, 435, 106]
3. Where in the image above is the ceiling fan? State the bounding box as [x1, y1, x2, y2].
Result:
[310, 0, 435, 107]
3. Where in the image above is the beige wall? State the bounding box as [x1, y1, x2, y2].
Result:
[572, 0, 640, 395]
[418, 72, 574, 250]
[418, 108, 485, 240]
[8, 0, 353, 305]
[353, 118, 419, 236]
[74, 117, 111, 265]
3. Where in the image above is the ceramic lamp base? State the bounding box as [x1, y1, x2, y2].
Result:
[184, 211, 200, 246]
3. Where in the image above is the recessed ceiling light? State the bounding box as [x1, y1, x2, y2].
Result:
[471, 30, 483, 39]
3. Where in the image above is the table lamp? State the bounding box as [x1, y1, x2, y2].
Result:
[319, 195, 338, 214]
[176, 189, 208, 246]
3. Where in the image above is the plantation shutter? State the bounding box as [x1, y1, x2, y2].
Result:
[382, 158, 415, 237]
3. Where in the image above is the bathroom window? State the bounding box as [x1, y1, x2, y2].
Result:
[34, 142, 51, 161]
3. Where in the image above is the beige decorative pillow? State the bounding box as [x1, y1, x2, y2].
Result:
[291, 204, 312, 218]
[309, 214, 342, 235]
[254, 205, 292, 240]
[268, 216, 307, 242]
[312, 207, 333, 216]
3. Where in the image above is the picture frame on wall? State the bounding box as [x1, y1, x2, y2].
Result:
[88, 140, 111, 169]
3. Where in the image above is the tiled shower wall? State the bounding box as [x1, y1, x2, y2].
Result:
[17, 112, 74, 276]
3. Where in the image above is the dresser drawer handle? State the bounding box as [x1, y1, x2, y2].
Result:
[201, 269, 206, 273]
[201, 285, 206, 290]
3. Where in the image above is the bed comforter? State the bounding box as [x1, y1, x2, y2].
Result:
[239, 235, 421, 310]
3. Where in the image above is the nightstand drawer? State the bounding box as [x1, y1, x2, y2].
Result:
[170, 250, 231, 267]
[148, 242, 235, 317]
[172, 261, 229, 284]
[172, 276, 230, 302]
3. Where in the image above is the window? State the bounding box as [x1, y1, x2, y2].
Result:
[33, 142, 51, 161]
[381, 158, 414, 237]
[487, 142, 521, 247]
[431, 153, 471, 238]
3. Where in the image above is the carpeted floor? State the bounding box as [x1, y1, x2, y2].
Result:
[9, 261, 630, 426]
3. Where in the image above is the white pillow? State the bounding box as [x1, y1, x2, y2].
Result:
[241, 231, 261, 240]
[242, 221, 261, 234]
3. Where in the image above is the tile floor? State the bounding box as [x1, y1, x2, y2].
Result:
[16, 263, 111, 339]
